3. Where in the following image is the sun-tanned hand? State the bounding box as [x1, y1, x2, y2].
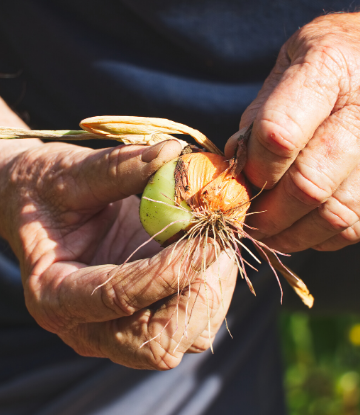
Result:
[0, 101, 237, 370]
[226, 13, 360, 253]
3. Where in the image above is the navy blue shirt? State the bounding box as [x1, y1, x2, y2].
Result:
[0, 0, 355, 141]
[0, 1, 360, 414]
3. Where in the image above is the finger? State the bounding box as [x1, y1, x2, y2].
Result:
[79, 140, 183, 206]
[35, 140, 182, 211]
[248, 106, 360, 242]
[59, 251, 236, 370]
[241, 38, 343, 189]
[259, 162, 360, 252]
[187, 257, 238, 353]
[224, 128, 248, 159]
[312, 221, 360, 251]
[27, 238, 218, 331]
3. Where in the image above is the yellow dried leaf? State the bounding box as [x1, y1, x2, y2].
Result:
[255, 246, 314, 308]
[80, 116, 223, 155]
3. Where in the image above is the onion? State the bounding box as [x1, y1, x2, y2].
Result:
[140, 152, 251, 246]
[139, 151, 260, 297]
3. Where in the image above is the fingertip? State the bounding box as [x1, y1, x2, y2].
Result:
[141, 141, 167, 163]
[140, 140, 181, 163]
[155, 140, 183, 163]
[143, 140, 182, 175]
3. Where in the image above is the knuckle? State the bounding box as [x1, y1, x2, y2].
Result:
[313, 222, 360, 251]
[308, 46, 348, 89]
[311, 243, 327, 252]
[24, 274, 64, 332]
[188, 334, 216, 354]
[338, 223, 360, 244]
[102, 282, 137, 317]
[284, 163, 334, 207]
[256, 118, 301, 158]
[293, 26, 350, 79]
[290, 17, 351, 78]
[147, 342, 182, 371]
[151, 357, 180, 371]
[318, 198, 360, 233]
[297, 15, 345, 45]
[301, 61, 340, 108]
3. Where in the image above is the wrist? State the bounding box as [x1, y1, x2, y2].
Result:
[0, 96, 42, 169]
[0, 97, 43, 244]
[0, 139, 43, 169]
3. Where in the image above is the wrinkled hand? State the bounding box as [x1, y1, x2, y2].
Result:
[226, 12, 360, 253]
[0, 140, 237, 370]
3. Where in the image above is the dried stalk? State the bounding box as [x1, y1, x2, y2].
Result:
[0, 128, 99, 141]
[0, 115, 223, 154]
[80, 116, 223, 155]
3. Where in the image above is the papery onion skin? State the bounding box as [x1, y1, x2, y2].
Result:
[140, 152, 251, 245]
[175, 153, 251, 223]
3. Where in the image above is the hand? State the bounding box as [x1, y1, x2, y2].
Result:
[226, 12, 360, 253]
[0, 139, 237, 370]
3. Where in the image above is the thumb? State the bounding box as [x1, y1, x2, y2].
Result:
[70, 140, 183, 208]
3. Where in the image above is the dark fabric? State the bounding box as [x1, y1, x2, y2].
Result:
[0, 0, 357, 142]
[282, 244, 360, 314]
[0, 249, 34, 327]
[0, 1, 360, 414]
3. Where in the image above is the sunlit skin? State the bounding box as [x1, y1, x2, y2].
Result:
[1, 12, 360, 369]
[0, 100, 237, 370]
[225, 13, 360, 254]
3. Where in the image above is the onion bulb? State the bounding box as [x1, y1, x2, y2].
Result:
[139, 151, 262, 296]
[140, 152, 251, 246]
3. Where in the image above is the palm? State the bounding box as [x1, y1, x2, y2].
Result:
[10, 142, 162, 274]
[53, 196, 161, 267]
[5, 140, 237, 370]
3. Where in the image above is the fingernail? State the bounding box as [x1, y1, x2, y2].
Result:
[225, 127, 251, 159]
[239, 126, 250, 136]
[141, 142, 167, 163]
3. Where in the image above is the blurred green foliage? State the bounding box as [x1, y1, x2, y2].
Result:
[280, 312, 360, 415]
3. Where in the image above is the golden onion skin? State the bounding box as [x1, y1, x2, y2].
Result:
[140, 153, 251, 245]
